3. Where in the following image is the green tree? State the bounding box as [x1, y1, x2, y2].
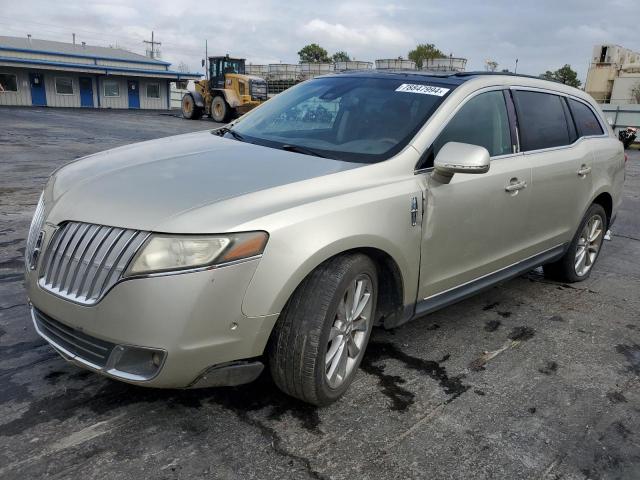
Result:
[298, 43, 330, 63]
[539, 64, 581, 88]
[408, 43, 444, 69]
[332, 51, 351, 62]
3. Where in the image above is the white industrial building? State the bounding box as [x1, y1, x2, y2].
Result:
[0, 35, 200, 109]
[585, 44, 640, 104]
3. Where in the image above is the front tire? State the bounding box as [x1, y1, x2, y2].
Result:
[211, 95, 231, 123]
[543, 204, 607, 282]
[268, 254, 377, 406]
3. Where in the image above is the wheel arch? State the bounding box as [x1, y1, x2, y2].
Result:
[591, 191, 613, 227]
[212, 88, 241, 108]
[242, 237, 412, 328]
[189, 90, 205, 108]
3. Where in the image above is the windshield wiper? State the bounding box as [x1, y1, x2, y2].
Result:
[214, 126, 245, 142]
[281, 144, 327, 158]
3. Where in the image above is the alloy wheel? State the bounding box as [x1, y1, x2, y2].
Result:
[325, 274, 373, 389]
[575, 214, 604, 277]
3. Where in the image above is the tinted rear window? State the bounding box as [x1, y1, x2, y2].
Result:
[568, 99, 604, 137]
[513, 91, 572, 151]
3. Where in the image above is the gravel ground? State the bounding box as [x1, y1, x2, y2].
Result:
[1, 107, 639, 480]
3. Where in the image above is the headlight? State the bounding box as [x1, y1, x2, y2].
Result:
[125, 231, 268, 276]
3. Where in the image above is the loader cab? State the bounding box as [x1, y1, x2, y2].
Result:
[209, 56, 246, 89]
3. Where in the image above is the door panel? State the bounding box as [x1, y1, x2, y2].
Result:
[512, 89, 594, 251]
[419, 156, 532, 299]
[79, 77, 94, 107]
[526, 143, 593, 251]
[127, 80, 140, 109]
[29, 73, 46, 106]
[418, 89, 534, 300]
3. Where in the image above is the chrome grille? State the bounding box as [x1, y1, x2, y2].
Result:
[26, 194, 46, 265]
[33, 307, 115, 368]
[39, 222, 149, 305]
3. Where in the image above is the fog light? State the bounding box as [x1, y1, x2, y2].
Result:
[106, 345, 166, 381]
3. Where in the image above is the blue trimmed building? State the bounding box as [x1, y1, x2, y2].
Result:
[0, 35, 201, 109]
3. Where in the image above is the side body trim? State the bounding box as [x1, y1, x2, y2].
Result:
[411, 243, 567, 319]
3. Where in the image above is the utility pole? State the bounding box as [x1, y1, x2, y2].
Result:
[143, 31, 161, 59]
[72, 33, 76, 45]
[514, 58, 519, 74]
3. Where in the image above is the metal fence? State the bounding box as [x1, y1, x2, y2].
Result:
[600, 104, 640, 132]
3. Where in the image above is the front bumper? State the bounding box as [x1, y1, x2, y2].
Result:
[26, 258, 278, 388]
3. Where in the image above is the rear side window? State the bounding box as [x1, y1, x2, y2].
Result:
[433, 90, 512, 158]
[513, 91, 572, 151]
[568, 99, 604, 137]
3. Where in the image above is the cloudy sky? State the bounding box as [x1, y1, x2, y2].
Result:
[2, 0, 638, 81]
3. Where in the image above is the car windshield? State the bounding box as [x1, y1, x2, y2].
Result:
[230, 76, 454, 163]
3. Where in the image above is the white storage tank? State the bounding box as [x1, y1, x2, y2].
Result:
[267, 64, 301, 81]
[300, 62, 334, 79]
[422, 57, 467, 72]
[246, 64, 269, 77]
[375, 59, 416, 70]
[334, 61, 374, 71]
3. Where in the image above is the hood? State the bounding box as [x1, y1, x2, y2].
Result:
[47, 130, 362, 231]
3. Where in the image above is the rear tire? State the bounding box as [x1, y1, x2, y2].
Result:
[268, 254, 377, 406]
[211, 95, 230, 123]
[181, 94, 203, 120]
[543, 204, 607, 282]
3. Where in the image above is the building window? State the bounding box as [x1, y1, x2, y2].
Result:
[104, 80, 120, 97]
[0, 73, 18, 93]
[55, 77, 74, 95]
[147, 83, 160, 98]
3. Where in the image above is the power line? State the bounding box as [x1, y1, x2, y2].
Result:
[142, 30, 161, 59]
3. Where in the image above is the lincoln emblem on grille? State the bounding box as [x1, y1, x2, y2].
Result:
[29, 230, 45, 270]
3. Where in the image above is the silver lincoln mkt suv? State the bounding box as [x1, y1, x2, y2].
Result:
[25, 71, 625, 405]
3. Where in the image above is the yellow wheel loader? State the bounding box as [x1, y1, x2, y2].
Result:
[182, 56, 268, 122]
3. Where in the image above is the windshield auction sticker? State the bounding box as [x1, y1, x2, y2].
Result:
[395, 84, 450, 96]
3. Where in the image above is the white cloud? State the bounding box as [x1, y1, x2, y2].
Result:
[298, 19, 413, 54]
[3, 0, 639, 82]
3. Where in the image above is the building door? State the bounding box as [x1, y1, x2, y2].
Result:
[127, 80, 140, 109]
[79, 77, 94, 107]
[29, 73, 46, 106]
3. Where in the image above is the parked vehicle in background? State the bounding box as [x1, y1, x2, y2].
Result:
[25, 71, 625, 406]
[182, 55, 268, 122]
[619, 126, 637, 149]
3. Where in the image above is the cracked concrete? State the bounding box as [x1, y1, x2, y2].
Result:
[1, 108, 639, 479]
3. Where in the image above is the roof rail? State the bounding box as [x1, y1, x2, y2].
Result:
[453, 71, 560, 83]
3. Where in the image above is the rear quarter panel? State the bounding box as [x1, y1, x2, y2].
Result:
[587, 136, 625, 221]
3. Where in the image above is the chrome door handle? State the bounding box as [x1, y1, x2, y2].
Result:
[505, 179, 527, 192]
[577, 165, 592, 177]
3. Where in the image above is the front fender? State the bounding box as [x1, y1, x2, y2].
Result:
[190, 91, 205, 108]
[240, 180, 423, 318]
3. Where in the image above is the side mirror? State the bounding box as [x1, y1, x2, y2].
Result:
[432, 142, 490, 184]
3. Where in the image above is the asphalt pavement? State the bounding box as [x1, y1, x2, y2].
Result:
[1, 107, 639, 480]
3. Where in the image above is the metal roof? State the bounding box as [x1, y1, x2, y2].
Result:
[0, 55, 201, 80]
[0, 35, 170, 65]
